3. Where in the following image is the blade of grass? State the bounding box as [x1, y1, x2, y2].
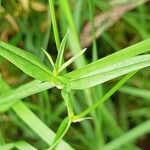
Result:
[48, 0, 60, 50]
[41, 48, 56, 70]
[103, 119, 150, 150]
[101, 105, 137, 149]
[123, 13, 148, 39]
[119, 86, 150, 100]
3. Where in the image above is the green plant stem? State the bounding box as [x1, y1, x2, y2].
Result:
[73, 71, 137, 120]
[61, 89, 74, 118]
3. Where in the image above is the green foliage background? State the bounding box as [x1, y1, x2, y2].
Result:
[0, 0, 150, 149]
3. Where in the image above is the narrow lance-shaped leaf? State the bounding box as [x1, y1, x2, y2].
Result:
[48, 0, 60, 50]
[41, 48, 56, 70]
[58, 48, 87, 74]
[66, 55, 150, 89]
[55, 30, 69, 70]
[47, 117, 71, 150]
[66, 38, 150, 79]
[0, 41, 53, 82]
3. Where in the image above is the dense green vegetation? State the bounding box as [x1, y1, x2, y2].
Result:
[0, 0, 150, 149]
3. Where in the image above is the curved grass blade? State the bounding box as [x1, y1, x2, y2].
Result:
[103, 119, 150, 150]
[0, 41, 53, 82]
[47, 118, 71, 150]
[66, 54, 150, 89]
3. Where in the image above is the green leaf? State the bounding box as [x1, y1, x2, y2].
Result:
[55, 30, 69, 70]
[68, 55, 150, 89]
[58, 48, 87, 74]
[0, 80, 54, 106]
[48, 0, 60, 50]
[41, 48, 56, 70]
[47, 117, 71, 150]
[0, 41, 53, 82]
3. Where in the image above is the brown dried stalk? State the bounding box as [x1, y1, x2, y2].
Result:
[80, 0, 150, 47]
